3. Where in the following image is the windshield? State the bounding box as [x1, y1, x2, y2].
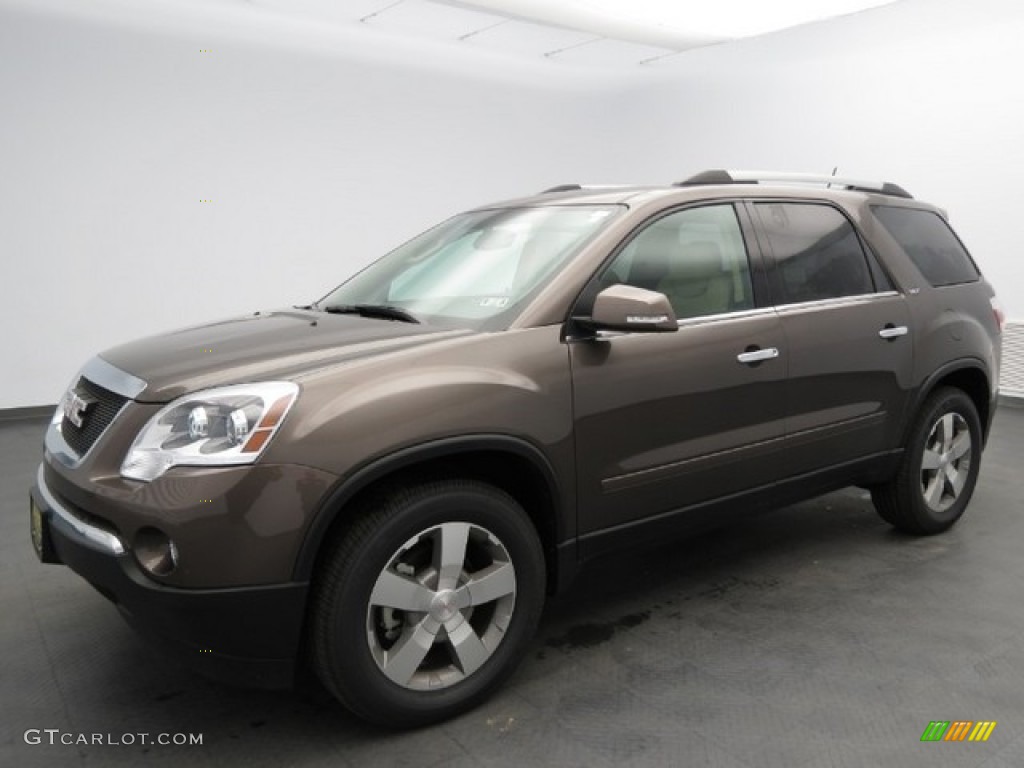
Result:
[318, 205, 622, 330]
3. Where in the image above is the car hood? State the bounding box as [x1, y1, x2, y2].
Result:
[99, 308, 474, 402]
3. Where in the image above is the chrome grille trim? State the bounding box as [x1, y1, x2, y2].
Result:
[47, 357, 147, 468]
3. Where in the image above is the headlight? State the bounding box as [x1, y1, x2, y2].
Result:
[121, 382, 299, 482]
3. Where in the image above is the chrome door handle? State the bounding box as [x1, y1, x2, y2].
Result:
[878, 325, 908, 340]
[737, 347, 780, 364]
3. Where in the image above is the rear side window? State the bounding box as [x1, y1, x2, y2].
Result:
[754, 203, 874, 304]
[872, 206, 979, 286]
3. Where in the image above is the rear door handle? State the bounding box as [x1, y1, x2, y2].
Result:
[878, 324, 908, 340]
[737, 347, 780, 364]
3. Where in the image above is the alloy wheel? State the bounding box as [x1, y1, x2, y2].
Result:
[920, 412, 972, 513]
[365, 521, 516, 691]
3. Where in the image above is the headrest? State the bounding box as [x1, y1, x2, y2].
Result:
[666, 240, 724, 278]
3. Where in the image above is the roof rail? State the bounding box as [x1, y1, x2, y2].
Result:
[539, 183, 642, 194]
[675, 169, 913, 199]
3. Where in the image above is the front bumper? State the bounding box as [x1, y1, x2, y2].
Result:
[31, 464, 308, 689]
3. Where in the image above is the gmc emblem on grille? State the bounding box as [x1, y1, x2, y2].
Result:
[62, 388, 97, 429]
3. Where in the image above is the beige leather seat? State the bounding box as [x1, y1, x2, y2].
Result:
[656, 241, 732, 319]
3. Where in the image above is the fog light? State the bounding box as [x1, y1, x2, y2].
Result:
[134, 527, 178, 576]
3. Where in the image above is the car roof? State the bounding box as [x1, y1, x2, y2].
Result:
[474, 171, 936, 213]
[472, 186, 662, 209]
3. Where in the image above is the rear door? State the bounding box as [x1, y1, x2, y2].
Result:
[570, 202, 788, 536]
[749, 201, 914, 474]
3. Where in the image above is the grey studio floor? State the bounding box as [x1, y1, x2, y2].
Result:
[2, 407, 1024, 768]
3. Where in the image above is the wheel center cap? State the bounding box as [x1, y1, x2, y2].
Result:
[430, 589, 459, 623]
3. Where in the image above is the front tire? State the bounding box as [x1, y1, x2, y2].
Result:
[871, 387, 982, 535]
[311, 479, 545, 727]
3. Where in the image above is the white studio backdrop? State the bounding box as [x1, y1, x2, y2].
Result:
[0, 0, 642, 409]
[633, 0, 1024, 325]
[1, 0, 1023, 409]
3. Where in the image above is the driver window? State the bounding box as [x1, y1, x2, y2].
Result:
[602, 205, 754, 320]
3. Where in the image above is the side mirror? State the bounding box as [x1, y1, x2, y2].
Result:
[586, 284, 678, 333]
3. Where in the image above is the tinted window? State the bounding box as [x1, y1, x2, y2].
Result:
[872, 206, 979, 286]
[600, 204, 754, 320]
[866, 248, 894, 292]
[756, 203, 874, 303]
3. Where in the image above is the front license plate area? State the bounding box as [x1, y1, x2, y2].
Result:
[30, 496, 57, 563]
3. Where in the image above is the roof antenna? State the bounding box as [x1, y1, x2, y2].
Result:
[828, 166, 838, 189]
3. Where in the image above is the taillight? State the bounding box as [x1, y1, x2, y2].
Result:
[990, 296, 1006, 332]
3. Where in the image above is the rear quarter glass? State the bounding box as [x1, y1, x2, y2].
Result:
[871, 205, 980, 286]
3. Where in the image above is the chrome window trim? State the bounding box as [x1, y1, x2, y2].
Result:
[36, 464, 125, 555]
[573, 292, 901, 341]
[575, 305, 778, 341]
[676, 305, 777, 328]
[773, 291, 901, 315]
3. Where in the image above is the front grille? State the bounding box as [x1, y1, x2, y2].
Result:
[61, 377, 129, 456]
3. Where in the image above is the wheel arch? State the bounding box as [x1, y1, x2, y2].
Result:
[293, 435, 569, 593]
[906, 359, 993, 445]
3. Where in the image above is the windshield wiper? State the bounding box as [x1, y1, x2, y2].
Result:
[321, 304, 421, 324]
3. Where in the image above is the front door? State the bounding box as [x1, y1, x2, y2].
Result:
[570, 203, 788, 538]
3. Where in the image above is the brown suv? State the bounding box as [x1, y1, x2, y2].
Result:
[30, 170, 1003, 726]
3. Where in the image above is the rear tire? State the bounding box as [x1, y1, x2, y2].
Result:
[871, 387, 982, 535]
[310, 479, 545, 728]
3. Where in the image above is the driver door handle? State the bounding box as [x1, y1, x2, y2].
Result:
[878, 324, 909, 340]
[737, 347, 780, 365]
